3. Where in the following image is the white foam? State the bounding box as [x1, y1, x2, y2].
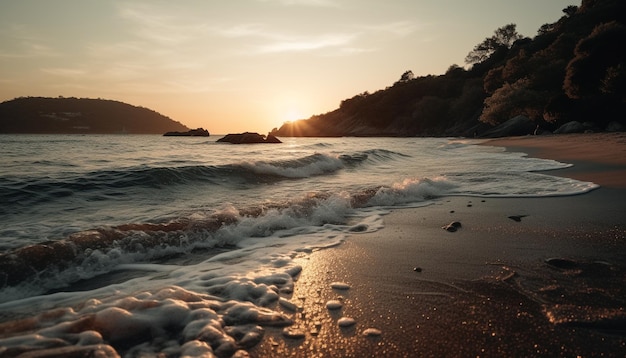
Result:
[363, 327, 382, 337]
[337, 317, 356, 327]
[241, 153, 344, 178]
[368, 177, 455, 206]
[326, 300, 343, 310]
[330, 282, 351, 290]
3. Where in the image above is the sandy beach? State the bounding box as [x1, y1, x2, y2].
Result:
[251, 133, 626, 357]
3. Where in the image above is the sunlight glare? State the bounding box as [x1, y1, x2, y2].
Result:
[285, 107, 306, 122]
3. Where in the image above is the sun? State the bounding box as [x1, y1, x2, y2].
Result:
[284, 108, 306, 123]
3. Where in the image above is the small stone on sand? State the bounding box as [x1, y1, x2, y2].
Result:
[442, 221, 462, 232]
[508, 215, 528, 222]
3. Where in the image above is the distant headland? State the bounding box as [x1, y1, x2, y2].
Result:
[0, 97, 189, 134]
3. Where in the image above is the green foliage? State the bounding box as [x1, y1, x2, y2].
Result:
[564, 21, 626, 99]
[602, 63, 626, 97]
[465, 24, 524, 65]
[480, 79, 546, 125]
[563, 5, 579, 17]
[397, 70, 415, 83]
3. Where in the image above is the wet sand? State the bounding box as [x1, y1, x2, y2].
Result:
[251, 133, 626, 357]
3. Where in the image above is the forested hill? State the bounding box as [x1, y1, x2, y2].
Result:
[271, 0, 626, 138]
[0, 97, 189, 134]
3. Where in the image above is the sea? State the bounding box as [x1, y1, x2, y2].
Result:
[0, 134, 598, 356]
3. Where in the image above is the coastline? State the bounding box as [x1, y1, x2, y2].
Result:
[251, 133, 626, 357]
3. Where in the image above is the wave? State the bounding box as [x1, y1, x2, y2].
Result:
[0, 176, 450, 300]
[0, 150, 409, 213]
[238, 153, 345, 178]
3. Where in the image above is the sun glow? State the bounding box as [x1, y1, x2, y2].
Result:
[284, 108, 307, 122]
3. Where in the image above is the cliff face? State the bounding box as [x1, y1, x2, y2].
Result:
[0, 97, 189, 134]
[272, 0, 626, 138]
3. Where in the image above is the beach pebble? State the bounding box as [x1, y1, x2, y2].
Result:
[282, 328, 306, 339]
[349, 224, 368, 232]
[413, 267, 422, 272]
[545, 257, 579, 270]
[326, 300, 343, 310]
[442, 221, 462, 232]
[330, 282, 351, 290]
[338, 317, 356, 327]
[508, 215, 528, 222]
[362, 328, 382, 337]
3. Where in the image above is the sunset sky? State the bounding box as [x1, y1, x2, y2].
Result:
[1, 0, 578, 134]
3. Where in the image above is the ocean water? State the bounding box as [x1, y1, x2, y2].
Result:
[0, 135, 597, 356]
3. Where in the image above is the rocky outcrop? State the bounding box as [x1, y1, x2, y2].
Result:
[217, 132, 282, 144]
[163, 128, 210, 136]
[606, 121, 626, 132]
[554, 121, 586, 134]
[480, 115, 536, 138]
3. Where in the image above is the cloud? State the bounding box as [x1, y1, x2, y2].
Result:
[219, 23, 267, 38]
[40, 68, 87, 77]
[259, 33, 356, 53]
[357, 21, 420, 37]
[0, 24, 60, 59]
[115, 2, 210, 45]
[255, 0, 339, 7]
[217, 22, 359, 55]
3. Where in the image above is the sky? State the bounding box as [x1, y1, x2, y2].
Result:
[0, 0, 578, 134]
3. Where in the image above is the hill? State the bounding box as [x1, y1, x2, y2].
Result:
[271, 0, 626, 138]
[0, 97, 189, 134]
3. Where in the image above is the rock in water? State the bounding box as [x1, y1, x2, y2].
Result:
[217, 132, 282, 144]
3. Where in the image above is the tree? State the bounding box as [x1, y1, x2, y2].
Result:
[396, 70, 415, 83]
[564, 21, 626, 99]
[563, 5, 578, 17]
[480, 78, 545, 125]
[465, 24, 524, 65]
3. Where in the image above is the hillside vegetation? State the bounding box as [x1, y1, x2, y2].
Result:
[272, 0, 626, 137]
[0, 97, 189, 134]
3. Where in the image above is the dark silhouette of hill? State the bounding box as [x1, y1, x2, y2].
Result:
[0, 97, 189, 134]
[272, 0, 626, 138]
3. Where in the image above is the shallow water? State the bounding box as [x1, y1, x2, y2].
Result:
[0, 134, 598, 356]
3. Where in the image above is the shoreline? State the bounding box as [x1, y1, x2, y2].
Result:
[251, 133, 626, 357]
[485, 132, 626, 189]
